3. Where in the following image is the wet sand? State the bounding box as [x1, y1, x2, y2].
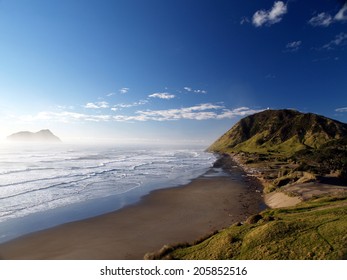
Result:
[0, 171, 263, 260]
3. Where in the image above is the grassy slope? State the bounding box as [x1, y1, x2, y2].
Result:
[153, 194, 347, 260]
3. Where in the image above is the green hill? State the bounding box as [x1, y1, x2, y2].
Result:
[208, 110, 347, 190]
[208, 109, 347, 155]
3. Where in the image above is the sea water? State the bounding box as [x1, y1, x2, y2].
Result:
[0, 143, 216, 243]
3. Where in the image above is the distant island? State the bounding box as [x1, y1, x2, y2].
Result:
[147, 109, 347, 260]
[7, 129, 62, 143]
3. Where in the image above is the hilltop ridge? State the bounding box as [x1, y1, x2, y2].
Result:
[208, 109, 347, 155]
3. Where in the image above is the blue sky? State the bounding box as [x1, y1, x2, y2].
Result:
[0, 0, 346, 145]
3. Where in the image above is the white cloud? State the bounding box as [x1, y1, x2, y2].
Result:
[183, 87, 207, 94]
[56, 105, 75, 110]
[253, 11, 268, 26]
[111, 100, 148, 111]
[335, 107, 347, 112]
[106, 87, 129, 96]
[286, 41, 301, 48]
[252, 1, 287, 27]
[322, 32, 347, 50]
[309, 4, 347, 27]
[308, 13, 333, 27]
[194, 89, 207, 94]
[84, 101, 109, 109]
[285, 40, 302, 52]
[335, 3, 347, 21]
[148, 92, 175, 99]
[84, 103, 99, 109]
[216, 107, 264, 119]
[136, 104, 223, 121]
[119, 87, 130, 94]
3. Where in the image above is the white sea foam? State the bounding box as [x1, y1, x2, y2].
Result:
[0, 144, 215, 229]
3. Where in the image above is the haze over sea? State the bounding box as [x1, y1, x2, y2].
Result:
[0, 143, 216, 243]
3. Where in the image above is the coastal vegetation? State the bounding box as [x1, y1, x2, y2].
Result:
[147, 109, 347, 260]
[147, 193, 347, 260]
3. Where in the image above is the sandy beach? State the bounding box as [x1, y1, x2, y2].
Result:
[0, 170, 263, 260]
[264, 192, 301, 208]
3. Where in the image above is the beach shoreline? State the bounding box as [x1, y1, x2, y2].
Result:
[0, 158, 264, 260]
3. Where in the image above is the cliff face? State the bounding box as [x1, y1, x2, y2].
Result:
[7, 129, 62, 143]
[208, 109, 347, 155]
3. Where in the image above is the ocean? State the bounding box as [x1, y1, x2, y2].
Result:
[0, 143, 216, 243]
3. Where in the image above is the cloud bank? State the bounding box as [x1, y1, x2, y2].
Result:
[322, 33, 347, 50]
[16, 104, 263, 123]
[84, 101, 109, 109]
[148, 92, 176, 99]
[111, 100, 148, 111]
